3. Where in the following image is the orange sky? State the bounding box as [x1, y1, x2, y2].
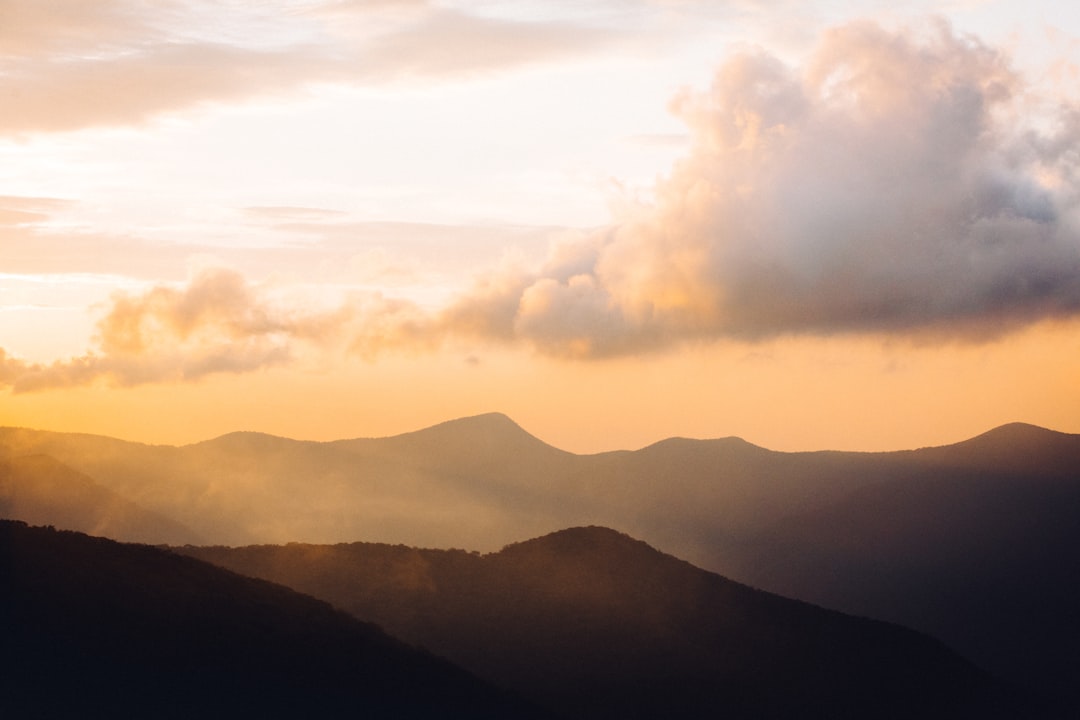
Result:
[2, 2, 1080, 452]
[2, 319, 1077, 453]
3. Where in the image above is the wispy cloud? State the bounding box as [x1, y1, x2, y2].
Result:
[0, 197, 552, 285]
[0, 196, 74, 225]
[0, 0, 621, 136]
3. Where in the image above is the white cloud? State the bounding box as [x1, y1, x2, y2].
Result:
[444, 19, 1080, 354]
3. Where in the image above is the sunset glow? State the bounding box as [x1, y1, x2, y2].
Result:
[2, 0, 1079, 451]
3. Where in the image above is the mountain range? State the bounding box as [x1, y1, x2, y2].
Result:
[3, 519, 1035, 719]
[2, 414, 1078, 708]
[0, 520, 547, 719]
[177, 525, 1034, 719]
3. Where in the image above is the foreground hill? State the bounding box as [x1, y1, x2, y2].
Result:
[0, 520, 548, 719]
[177, 526, 1037, 720]
[0, 454, 200, 545]
[2, 416, 1078, 705]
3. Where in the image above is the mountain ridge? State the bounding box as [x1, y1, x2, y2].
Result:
[4, 415, 1074, 456]
[0, 453, 201, 545]
[177, 523, 1038, 720]
[2, 415, 1077, 706]
[0, 520, 551, 719]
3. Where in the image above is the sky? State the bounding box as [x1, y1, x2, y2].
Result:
[2, 0, 1080, 453]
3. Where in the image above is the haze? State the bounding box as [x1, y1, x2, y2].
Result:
[2, 0, 1079, 452]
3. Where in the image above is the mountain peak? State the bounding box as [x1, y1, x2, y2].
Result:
[640, 434, 764, 453]
[425, 412, 523, 434]
[495, 525, 660, 563]
[916, 422, 1080, 477]
[967, 422, 1066, 444]
[390, 412, 566, 456]
[927, 422, 1078, 457]
[193, 430, 297, 449]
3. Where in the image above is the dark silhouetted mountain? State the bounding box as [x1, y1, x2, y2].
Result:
[909, 421, 1080, 476]
[2, 417, 1078, 708]
[736, 424, 1080, 711]
[177, 526, 1039, 720]
[0, 520, 550, 719]
[0, 454, 200, 544]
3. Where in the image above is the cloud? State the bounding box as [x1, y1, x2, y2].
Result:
[6, 19, 1080, 390]
[1, 42, 338, 135]
[438, 19, 1080, 355]
[0, 196, 556, 295]
[0, 198, 205, 280]
[3, 269, 295, 391]
[0, 196, 74, 226]
[354, 6, 618, 81]
[0, 348, 33, 386]
[243, 206, 350, 222]
[0, 0, 144, 57]
[0, 0, 620, 136]
[0, 267, 435, 392]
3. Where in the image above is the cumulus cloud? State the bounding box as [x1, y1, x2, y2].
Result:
[0, 348, 33, 386]
[1, 269, 291, 392]
[5, 19, 1080, 390]
[439, 20, 1080, 355]
[0, 267, 433, 392]
[0, 0, 618, 135]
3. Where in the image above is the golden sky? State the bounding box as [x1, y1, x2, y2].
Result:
[2, 0, 1079, 452]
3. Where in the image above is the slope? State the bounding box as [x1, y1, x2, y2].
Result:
[2, 417, 1078, 706]
[0, 454, 200, 545]
[0, 415, 585, 547]
[0, 520, 550, 720]
[732, 423, 1080, 708]
[177, 526, 1039, 720]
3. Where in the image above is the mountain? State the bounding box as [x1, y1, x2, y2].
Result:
[0, 520, 549, 719]
[2, 417, 1078, 706]
[0, 414, 872, 551]
[915, 422, 1080, 473]
[733, 423, 1080, 708]
[0, 454, 200, 545]
[177, 526, 1038, 720]
[342, 412, 567, 462]
[0, 414, 587, 548]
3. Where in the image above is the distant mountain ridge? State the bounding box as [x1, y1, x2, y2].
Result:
[1, 415, 1078, 706]
[0, 454, 200, 545]
[2, 412, 1069, 460]
[178, 525, 1037, 720]
[356, 412, 564, 451]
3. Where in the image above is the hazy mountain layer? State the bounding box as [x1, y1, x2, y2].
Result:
[0, 520, 549, 719]
[0, 454, 200, 545]
[2, 415, 1078, 704]
[178, 526, 1036, 720]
